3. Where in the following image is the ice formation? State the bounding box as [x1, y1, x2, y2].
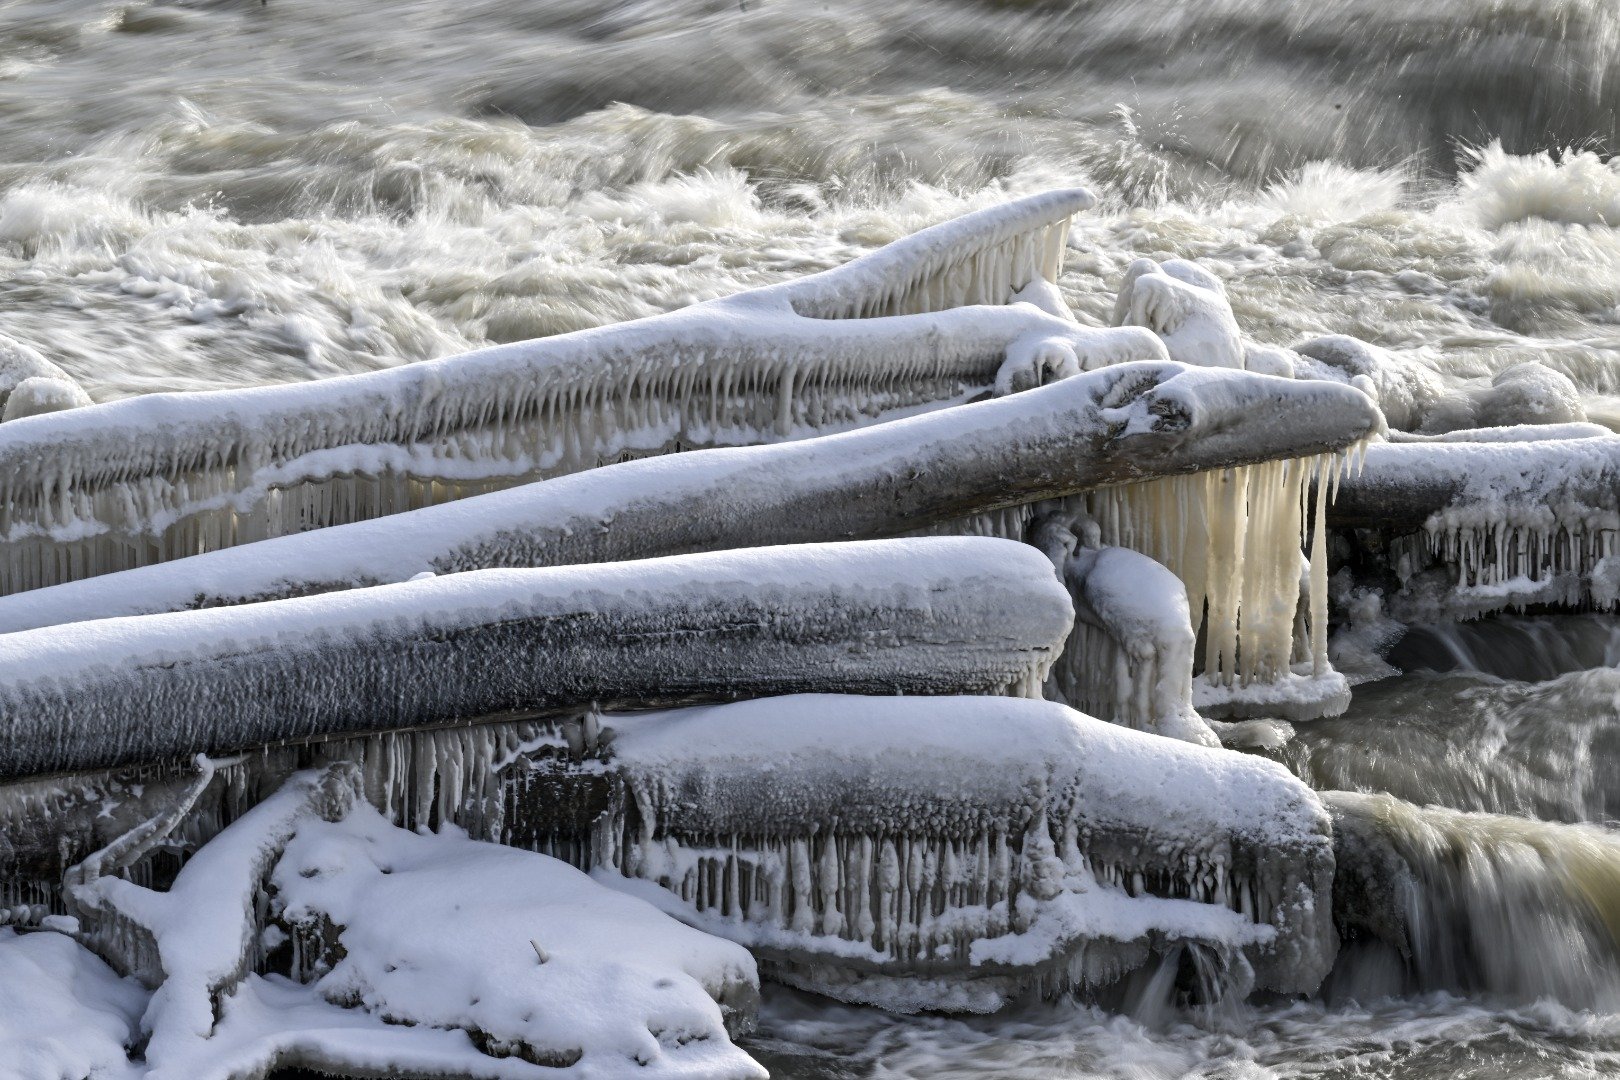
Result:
[0, 359, 1377, 719]
[1078, 454, 1354, 718]
[0, 189, 1173, 595]
[1330, 436, 1620, 617]
[578, 695, 1337, 1012]
[1030, 527, 1214, 746]
[1112, 259, 1246, 370]
[0, 333, 89, 422]
[1294, 335, 1590, 436]
[30, 764, 767, 1079]
[0, 538, 1073, 780]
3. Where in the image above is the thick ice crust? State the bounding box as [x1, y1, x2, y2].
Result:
[0, 190, 1129, 594]
[0, 539, 1073, 780]
[581, 694, 1337, 1009]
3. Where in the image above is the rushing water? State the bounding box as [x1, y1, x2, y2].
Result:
[8, 0, 1620, 1076]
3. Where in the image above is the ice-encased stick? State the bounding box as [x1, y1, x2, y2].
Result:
[0, 361, 1382, 634]
[1329, 438, 1620, 530]
[571, 694, 1337, 1009]
[0, 538, 1073, 781]
[0, 190, 1144, 593]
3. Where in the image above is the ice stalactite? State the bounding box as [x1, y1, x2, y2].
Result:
[0, 715, 585, 911]
[0, 362, 1383, 634]
[558, 695, 1337, 1013]
[0, 190, 1160, 596]
[1327, 791, 1620, 1009]
[1029, 514, 1214, 746]
[1078, 451, 1357, 719]
[1329, 437, 1620, 620]
[0, 539, 1072, 781]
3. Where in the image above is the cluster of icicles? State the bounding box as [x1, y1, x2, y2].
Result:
[1408, 506, 1620, 608]
[1087, 453, 1351, 690]
[588, 814, 1271, 976]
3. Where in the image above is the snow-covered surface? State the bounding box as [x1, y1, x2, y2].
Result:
[1038, 541, 1215, 745]
[0, 360, 1378, 636]
[32, 767, 765, 1079]
[0, 538, 1073, 779]
[272, 802, 763, 1078]
[0, 190, 1167, 594]
[590, 694, 1336, 1010]
[0, 927, 145, 1080]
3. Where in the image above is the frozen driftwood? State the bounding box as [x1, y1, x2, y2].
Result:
[578, 694, 1337, 1011]
[34, 765, 767, 1080]
[0, 539, 1072, 781]
[1329, 437, 1620, 616]
[0, 190, 1170, 594]
[0, 362, 1380, 634]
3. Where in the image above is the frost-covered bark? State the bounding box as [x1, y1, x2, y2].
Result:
[0, 362, 1380, 634]
[0, 190, 1167, 595]
[0, 539, 1073, 780]
[577, 695, 1338, 1011]
[1329, 437, 1620, 617]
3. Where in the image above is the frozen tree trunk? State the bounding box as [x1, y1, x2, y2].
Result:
[0, 361, 1382, 634]
[577, 695, 1338, 1008]
[0, 539, 1073, 781]
[0, 190, 1161, 594]
[1330, 437, 1620, 617]
[1329, 438, 1620, 530]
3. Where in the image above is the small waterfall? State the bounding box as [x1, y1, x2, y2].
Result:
[1389, 614, 1620, 682]
[1328, 791, 1620, 1009]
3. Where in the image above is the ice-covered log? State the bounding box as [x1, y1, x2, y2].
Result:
[41, 764, 766, 1080]
[0, 362, 1381, 635]
[565, 695, 1337, 1012]
[270, 801, 764, 1078]
[0, 539, 1073, 781]
[66, 764, 361, 1076]
[0, 190, 1161, 595]
[1329, 437, 1620, 615]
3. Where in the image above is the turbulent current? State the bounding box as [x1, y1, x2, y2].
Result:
[4, 0, 1620, 1076]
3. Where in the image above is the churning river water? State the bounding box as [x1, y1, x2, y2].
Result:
[5, 0, 1620, 1076]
